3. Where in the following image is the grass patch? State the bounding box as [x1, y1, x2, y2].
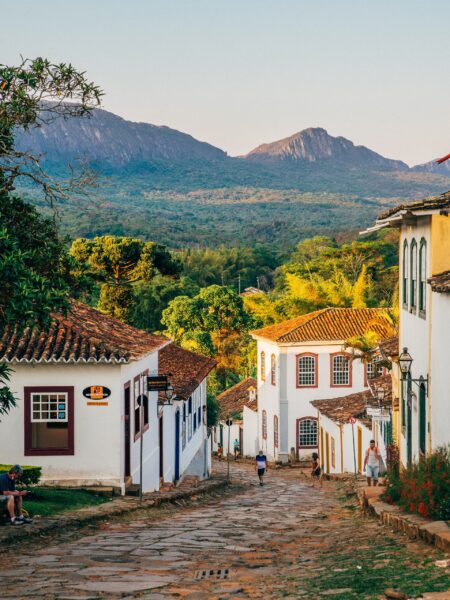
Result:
[23, 488, 109, 517]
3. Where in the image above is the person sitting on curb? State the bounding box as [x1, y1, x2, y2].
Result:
[0, 465, 33, 525]
[364, 440, 380, 487]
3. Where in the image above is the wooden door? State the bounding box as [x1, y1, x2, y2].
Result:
[320, 427, 324, 469]
[419, 383, 426, 457]
[357, 427, 363, 473]
[124, 383, 131, 478]
[159, 415, 163, 479]
[325, 432, 330, 473]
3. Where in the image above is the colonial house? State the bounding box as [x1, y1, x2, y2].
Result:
[364, 191, 450, 466]
[212, 377, 258, 457]
[311, 374, 392, 475]
[251, 307, 391, 462]
[157, 344, 216, 483]
[0, 302, 215, 493]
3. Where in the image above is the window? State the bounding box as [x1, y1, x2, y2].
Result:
[297, 417, 318, 448]
[260, 351, 266, 381]
[193, 412, 197, 433]
[297, 353, 317, 387]
[25, 387, 74, 455]
[410, 239, 417, 312]
[402, 239, 408, 307]
[198, 405, 202, 427]
[331, 353, 351, 386]
[331, 436, 335, 468]
[188, 397, 193, 440]
[134, 377, 140, 437]
[262, 410, 267, 440]
[365, 361, 384, 386]
[274, 415, 279, 448]
[271, 354, 276, 385]
[419, 239, 426, 315]
[182, 402, 186, 449]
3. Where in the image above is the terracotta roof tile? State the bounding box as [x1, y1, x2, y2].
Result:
[216, 377, 257, 418]
[428, 271, 450, 293]
[158, 344, 216, 401]
[311, 374, 392, 427]
[379, 190, 450, 220]
[0, 302, 168, 364]
[252, 308, 392, 344]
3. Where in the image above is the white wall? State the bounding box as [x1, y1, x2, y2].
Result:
[0, 363, 122, 486]
[430, 291, 450, 449]
[243, 406, 258, 456]
[256, 338, 369, 461]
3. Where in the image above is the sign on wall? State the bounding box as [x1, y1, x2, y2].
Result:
[83, 386, 111, 400]
[146, 375, 169, 392]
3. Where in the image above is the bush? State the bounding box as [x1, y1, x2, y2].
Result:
[382, 446, 450, 520]
[0, 465, 42, 486]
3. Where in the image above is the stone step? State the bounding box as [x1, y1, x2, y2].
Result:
[125, 484, 141, 497]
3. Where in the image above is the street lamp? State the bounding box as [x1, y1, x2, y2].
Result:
[398, 347, 413, 377]
[376, 385, 385, 404]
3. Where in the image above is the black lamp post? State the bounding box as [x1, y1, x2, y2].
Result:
[398, 347, 428, 392]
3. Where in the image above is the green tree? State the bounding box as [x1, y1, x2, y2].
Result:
[70, 236, 180, 321]
[0, 57, 102, 199]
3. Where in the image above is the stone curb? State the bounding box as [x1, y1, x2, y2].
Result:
[357, 487, 450, 553]
[0, 478, 228, 546]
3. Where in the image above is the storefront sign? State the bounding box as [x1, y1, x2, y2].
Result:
[83, 386, 111, 400]
[146, 375, 169, 392]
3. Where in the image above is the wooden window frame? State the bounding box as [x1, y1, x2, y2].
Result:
[331, 436, 336, 469]
[410, 238, 417, 314]
[262, 409, 267, 440]
[274, 415, 279, 448]
[418, 238, 426, 318]
[134, 370, 149, 442]
[270, 354, 276, 386]
[260, 351, 266, 382]
[296, 352, 318, 388]
[330, 352, 352, 388]
[296, 416, 318, 450]
[402, 239, 408, 309]
[364, 362, 385, 387]
[24, 386, 74, 456]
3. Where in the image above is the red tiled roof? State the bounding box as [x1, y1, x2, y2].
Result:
[252, 308, 392, 344]
[379, 190, 450, 220]
[0, 302, 168, 364]
[428, 271, 450, 294]
[158, 344, 216, 401]
[311, 374, 392, 426]
[216, 377, 257, 418]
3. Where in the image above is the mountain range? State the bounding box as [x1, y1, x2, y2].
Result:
[15, 108, 450, 248]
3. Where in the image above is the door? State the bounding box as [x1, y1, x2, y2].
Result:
[174, 410, 180, 482]
[239, 427, 243, 457]
[325, 432, 330, 473]
[419, 382, 426, 457]
[357, 427, 362, 473]
[320, 427, 324, 469]
[407, 374, 413, 465]
[124, 384, 131, 478]
[159, 415, 164, 479]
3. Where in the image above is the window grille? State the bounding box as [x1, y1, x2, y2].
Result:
[297, 355, 316, 386]
[332, 355, 349, 386]
[298, 418, 318, 447]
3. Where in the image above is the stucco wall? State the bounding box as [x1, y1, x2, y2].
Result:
[430, 291, 450, 448]
[243, 406, 258, 457]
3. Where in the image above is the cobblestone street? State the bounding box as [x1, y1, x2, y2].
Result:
[1, 462, 449, 600]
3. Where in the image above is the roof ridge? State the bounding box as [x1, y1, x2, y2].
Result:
[277, 308, 330, 341]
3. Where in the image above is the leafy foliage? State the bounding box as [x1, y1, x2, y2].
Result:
[0, 464, 41, 486]
[0, 364, 16, 420]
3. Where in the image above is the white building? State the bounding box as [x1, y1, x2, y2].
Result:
[251, 308, 391, 462]
[212, 377, 258, 457]
[365, 191, 450, 465]
[0, 302, 215, 493]
[311, 375, 391, 475]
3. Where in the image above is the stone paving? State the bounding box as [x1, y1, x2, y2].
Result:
[1, 461, 449, 599]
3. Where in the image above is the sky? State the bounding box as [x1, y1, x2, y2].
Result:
[2, 0, 449, 165]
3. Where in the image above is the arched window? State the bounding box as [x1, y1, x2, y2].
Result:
[297, 417, 318, 448]
[419, 239, 426, 315]
[274, 415, 278, 448]
[331, 353, 351, 387]
[410, 239, 417, 311]
[365, 361, 384, 386]
[297, 353, 318, 387]
[260, 351, 266, 381]
[402, 239, 408, 307]
[270, 354, 276, 385]
[262, 410, 267, 440]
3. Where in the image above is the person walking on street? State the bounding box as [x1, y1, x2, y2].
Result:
[233, 438, 240, 459]
[217, 443, 223, 460]
[256, 450, 267, 486]
[364, 439, 380, 487]
[311, 452, 322, 486]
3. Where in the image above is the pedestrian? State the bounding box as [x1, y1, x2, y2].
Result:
[364, 439, 380, 487]
[233, 438, 240, 459]
[0, 465, 33, 525]
[217, 443, 223, 460]
[256, 450, 267, 486]
[311, 452, 321, 486]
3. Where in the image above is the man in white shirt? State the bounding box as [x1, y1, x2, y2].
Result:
[364, 439, 380, 487]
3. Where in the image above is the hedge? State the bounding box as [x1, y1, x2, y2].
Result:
[0, 465, 42, 486]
